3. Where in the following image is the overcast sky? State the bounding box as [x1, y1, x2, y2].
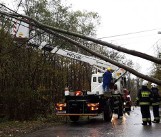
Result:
[1, 0, 161, 74]
[67, 0, 161, 74]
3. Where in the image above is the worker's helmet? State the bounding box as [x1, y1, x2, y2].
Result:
[142, 80, 148, 86]
[107, 67, 112, 71]
[151, 83, 157, 88]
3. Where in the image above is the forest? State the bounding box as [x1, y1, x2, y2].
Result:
[0, 0, 160, 121]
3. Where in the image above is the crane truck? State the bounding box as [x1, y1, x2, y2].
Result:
[7, 17, 130, 122]
[8, 19, 129, 122]
[38, 42, 129, 122]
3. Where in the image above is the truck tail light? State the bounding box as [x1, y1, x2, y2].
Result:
[75, 91, 83, 96]
[56, 103, 66, 111]
[87, 103, 99, 111]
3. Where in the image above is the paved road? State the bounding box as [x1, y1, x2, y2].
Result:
[24, 107, 161, 137]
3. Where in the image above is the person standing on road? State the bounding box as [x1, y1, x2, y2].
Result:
[111, 84, 124, 118]
[136, 80, 153, 125]
[123, 88, 132, 114]
[102, 67, 112, 93]
[151, 83, 161, 123]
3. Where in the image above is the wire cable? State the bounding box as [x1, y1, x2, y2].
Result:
[98, 28, 161, 39]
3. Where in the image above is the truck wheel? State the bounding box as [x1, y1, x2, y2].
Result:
[103, 101, 112, 122]
[69, 116, 79, 122]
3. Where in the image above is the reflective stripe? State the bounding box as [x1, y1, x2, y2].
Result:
[154, 117, 160, 120]
[114, 101, 119, 104]
[142, 118, 151, 121]
[142, 118, 148, 121]
[112, 95, 121, 97]
[152, 102, 160, 105]
[147, 118, 151, 121]
[141, 91, 150, 97]
[114, 107, 119, 109]
[139, 102, 150, 105]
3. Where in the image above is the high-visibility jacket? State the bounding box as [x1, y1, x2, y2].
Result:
[136, 86, 152, 106]
[151, 87, 161, 106]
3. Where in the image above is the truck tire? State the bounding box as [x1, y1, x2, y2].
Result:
[69, 116, 79, 122]
[103, 100, 112, 122]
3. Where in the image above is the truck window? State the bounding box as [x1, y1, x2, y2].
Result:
[93, 77, 96, 82]
[98, 77, 103, 83]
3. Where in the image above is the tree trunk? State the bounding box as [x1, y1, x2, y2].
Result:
[4, 11, 160, 64]
[1, 11, 161, 85]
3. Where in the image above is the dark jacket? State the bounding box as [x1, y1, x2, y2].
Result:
[136, 86, 152, 106]
[151, 87, 161, 105]
[103, 71, 112, 85]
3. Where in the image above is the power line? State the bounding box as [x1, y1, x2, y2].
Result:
[106, 33, 159, 42]
[98, 28, 161, 39]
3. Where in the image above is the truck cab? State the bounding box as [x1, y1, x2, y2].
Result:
[90, 73, 104, 95]
[90, 70, 127, 95]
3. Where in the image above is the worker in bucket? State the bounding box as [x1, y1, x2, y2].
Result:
[136, 80, 152, 126]
[102, 67, 113, 93]
[151, 83, 161, 123]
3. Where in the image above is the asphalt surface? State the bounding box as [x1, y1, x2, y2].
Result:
[24, 107, 161, 137]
